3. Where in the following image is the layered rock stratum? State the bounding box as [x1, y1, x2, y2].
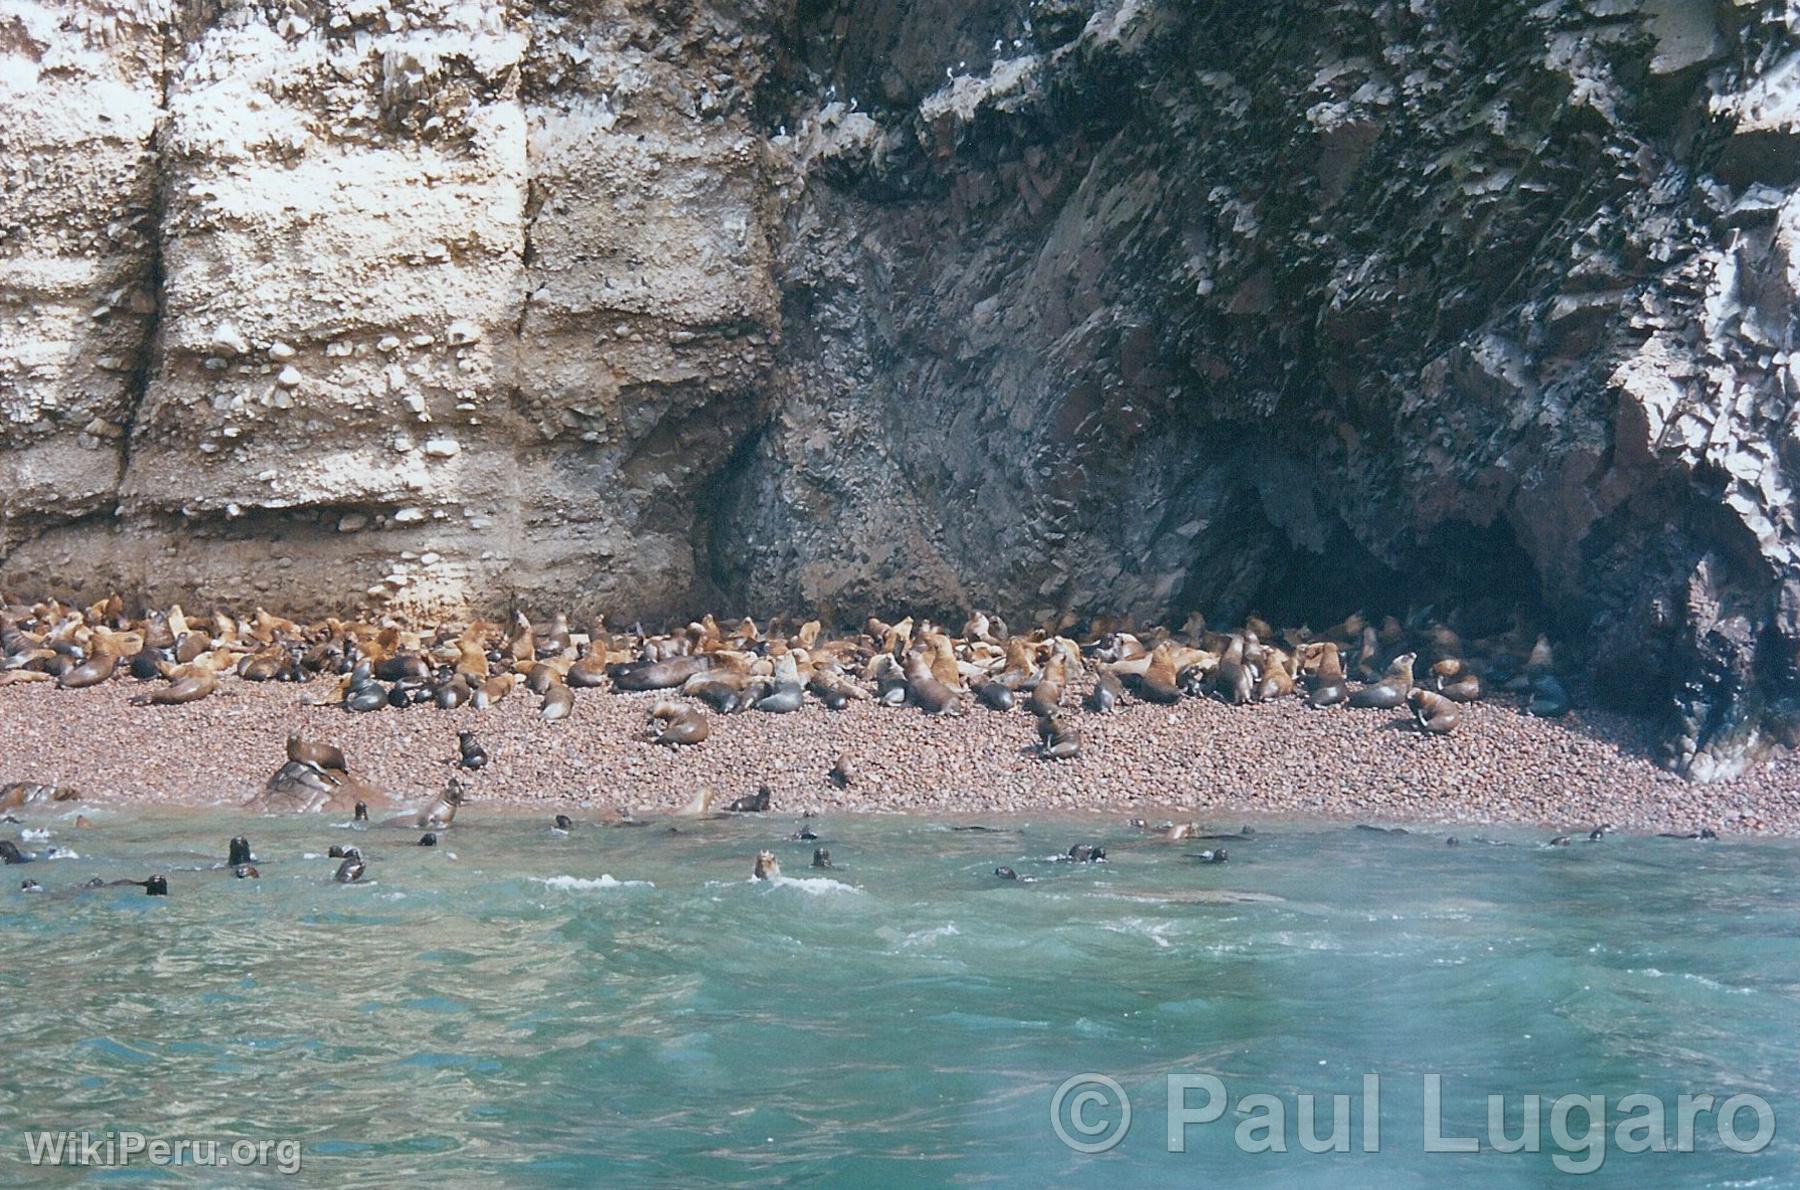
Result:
[2, 0, 1798, 778]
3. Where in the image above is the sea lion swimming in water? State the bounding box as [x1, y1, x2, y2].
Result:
[234, 864, 259, 878]
[1348, 652, 1415, 710]
[227, 836, 254, 867]
[553, 814, 573, 832]
[385, 780, 463, 830]
[1408, 688, 1461, 735]
[1657, 827, 1719, 839]
[994, 866, 1018, 880]
[1066, 843, 1105, 863]
[753, 850, 780, 880]
[1188, 849, 1228, 864]
[0, 841, 33, 864]
[334, 850, 365, 883]
[418, 832, 438, 847]
[812, 847, 833, 869]
[647, 702, 708, 747]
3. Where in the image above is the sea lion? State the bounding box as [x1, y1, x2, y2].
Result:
[647, 702, 708, 747]
[138, 875, 168, 896]
[288, 735, 347, 775]
[457, 731, 489, 771]
[1431, 658, 1484, 703]
[1347, 652, 1415, 710]
[753, 850, 780, 880]
[1037, 711, 1081, 760]
[19, 878, 40, 892]
[130, 669, 218, 706]
[0, 782, 78, 810]
[386, 781, 463, 830]
[1657, 827, 1719, 839]
[792, 824, 819, 841]
[755, 681, 803, 713]
[811, 847, 833, 869]
[994, 866, 1019, 880]
[1304, 642, 1348, 707]
[1212, 637, 1252, 705]
[903, 650, 960, 714]
[1188, 849, 1228, 864]
[1137, 642, 1184, 705]
[419, 832, 438, 847]
[334, 851, 366, 883]
[973, 677, 1015, 711]
[725, 784, 772, 813]
[829, 755, 855, 788]
[1086, 669, 1124, 713]
[1527, 674, 1570, 717]
[539, 680, 574, 722]
[1066, 843, 1105, 863]
[57, 647, 118, 690]
[227, 836, 254, 867]
[1408, 688, 1461, 735]
[354, 801, 369, 822]
[234, 864, 259, 879]
[553, 814, 574, 832]
[0, 841, 32, 864]
[610, 654, 716, 691]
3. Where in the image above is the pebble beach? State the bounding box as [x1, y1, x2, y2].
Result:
[4, 675, 1796, 836]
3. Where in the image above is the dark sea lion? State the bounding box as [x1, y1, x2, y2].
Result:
[1067, 843, 1105, 863]
[375, 653, 431, 683]
[0, 841, 33, 864]
[334, 852, 365, 882]
[354, 801, 369, 822]
[1445, 836, 1460, 847]
[328, 844, 349, 858]
[227, 836, 253, 867]
[1188, 849, 1228, 863]
[138, 875, 168, 896]
[1548, 835, 1572, 846]
[1037, 711, 1081, 760]
[753, 850, 780, 880]
[755, 682, 803, 713]
[128, 649, 165, 681]
[1348, 652, 1415, 710]
[553, 814, 574, 832]
[610, 654, 715, 692]
[791, 824, 818, 841]
[457, 731, 489, 771]
[1193, 826, 1255, 841]
[1408, 688, 1461, 734]
[647, 702, 708, 747]
[1086, 669, 1124, 713]
[19, 878, 40, 892]
[994, 866, 1018, 880]
[812, 847, 833, 869]
[1656, 827, 1719, 839]
[726, 784, 772, 813]
[418, 832, 438, 847]
[974, 678, 1015, 711]
[1527, 674, 1570, 717]
[345, 680, 388, 712]
[539, 681, 574, 722]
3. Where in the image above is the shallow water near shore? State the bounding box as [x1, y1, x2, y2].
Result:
[0, 809, 1794, 1187]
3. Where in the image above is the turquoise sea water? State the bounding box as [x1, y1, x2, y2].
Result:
[0, 809, 1793, 1187]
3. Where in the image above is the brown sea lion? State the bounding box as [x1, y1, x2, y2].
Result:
[903, 650, 960, 714]
[753, 850, 781, 881]
[539, 680, 574, 722]
[130, 669, 218, 706]
[1037, 711, 1081, 760]
[1348, 652, 1415, 710]
[648, 701, 709, 746]
[384, 780, 464, 830]
[1139, 642, 1183, 704]
[1408, 688, 1461, 734]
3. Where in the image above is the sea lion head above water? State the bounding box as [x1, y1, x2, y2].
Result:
[753, 850, 781, 881]
[811, 847, 832, 869]
[227, 836, 253, 867]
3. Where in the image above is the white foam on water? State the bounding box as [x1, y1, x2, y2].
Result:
[20, 828, 50, 841]
[1102, 917, 1174, 948]
[44, 848, 79, 860]
[767, 875, 860, 895]
[883, 923, 960, 949]
[1630, 968, 1754, 994]
[536, 874, 654, 891]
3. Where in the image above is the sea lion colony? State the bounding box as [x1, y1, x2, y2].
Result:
[2, 596, 1575, 761]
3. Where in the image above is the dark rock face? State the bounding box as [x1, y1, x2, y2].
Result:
[714, 0, 1800, 779]
[1, 0, 1797, 778]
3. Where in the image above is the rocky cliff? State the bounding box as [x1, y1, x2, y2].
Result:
[2, 0, 1797, 778]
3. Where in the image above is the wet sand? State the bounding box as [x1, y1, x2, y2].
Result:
[3, 675, 1796, 835]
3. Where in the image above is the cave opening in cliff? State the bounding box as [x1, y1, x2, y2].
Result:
[1237, 517, 1548, 644]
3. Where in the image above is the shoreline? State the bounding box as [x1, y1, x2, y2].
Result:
[4, 677, 1796, 837]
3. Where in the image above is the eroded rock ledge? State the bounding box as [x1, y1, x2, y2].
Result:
[2, 0, 1797, 778]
